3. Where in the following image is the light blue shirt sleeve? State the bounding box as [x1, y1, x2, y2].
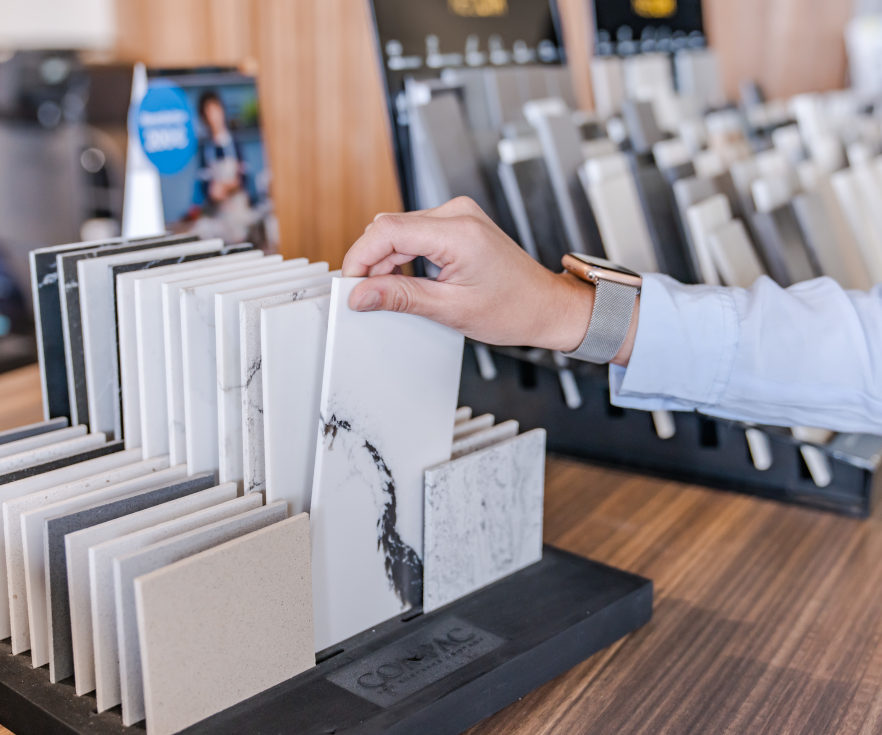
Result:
[609, 273, 882, 434]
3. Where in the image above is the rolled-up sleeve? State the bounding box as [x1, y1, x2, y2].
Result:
[609, 274, 882, 434]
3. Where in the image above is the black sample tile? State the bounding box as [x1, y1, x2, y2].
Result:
[58, 234, 198, 427]
[628, 154, 698, 283]
[498, 156, 570, 271]
[750, 205, 822, 287]
[30, 240, 123, 421]
[46, 471, 217, 683]
[0, 417, 69, 446]
[0, 440, 122, 486]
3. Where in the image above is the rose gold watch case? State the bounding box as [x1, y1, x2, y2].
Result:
[561, 253, 643, 290]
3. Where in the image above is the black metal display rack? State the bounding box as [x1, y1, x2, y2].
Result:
[460, 344, 882, 518]
[0, 546, 651, 735]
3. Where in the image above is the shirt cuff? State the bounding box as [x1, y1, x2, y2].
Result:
[609, 274, 739, 410]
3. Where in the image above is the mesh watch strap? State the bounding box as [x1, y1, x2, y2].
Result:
[562, 279, 638, 364]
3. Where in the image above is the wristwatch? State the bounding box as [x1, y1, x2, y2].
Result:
[560, 253, 642, 364]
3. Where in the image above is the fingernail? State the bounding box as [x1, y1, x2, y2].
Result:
[354, 290, 381, 311]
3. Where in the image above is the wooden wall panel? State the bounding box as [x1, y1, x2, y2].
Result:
[115, 0, 852, 267]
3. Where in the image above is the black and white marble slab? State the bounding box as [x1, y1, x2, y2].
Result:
[0, 417, 69, 447]
[423, 429, 546, 613]
[309, 278, 464, 651]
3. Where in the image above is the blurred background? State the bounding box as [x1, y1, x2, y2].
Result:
[0, 0, 879, 374]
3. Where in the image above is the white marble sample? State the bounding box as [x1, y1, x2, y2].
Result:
[240, 281, 333, 494]
[18, 459, 174, 667]
[136, 514, 313, 735]
[453, 413, 495, 440]
[179, 260, 308, 474]
[685, 193, 733, 285]
[160, 257, 285, 465]
[580, 156, 659, 273]
[66, 483, 237, 694]
[423, 429, 546, 612]
[261, 294, 331, 513]
[78, 241, 225, 438]
[215, 264, 330, 485]
[119, 250, 263, 450]
[451, 420, 520, 459]
[115, 501, 287, 726]
[0, 448, 143, 649]
[310, 278, 464, 651]
[0, 432, 106, 474]
[454, 406, 473, 424]
[0, 425, 86, 458]
[91, 493, 262, 712]
[707, 219, 766, 288]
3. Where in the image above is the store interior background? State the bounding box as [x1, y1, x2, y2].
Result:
[0, 0, 876, 372]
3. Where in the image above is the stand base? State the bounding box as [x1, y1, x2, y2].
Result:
[0, 546, 652, 735]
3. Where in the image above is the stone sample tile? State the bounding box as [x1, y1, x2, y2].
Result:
[1, 448, 145, 648]
[423, 429, 546, 612]
[707, 219, 765, 288]
[684, 193, 732, 285]
[0, 424, 86, 459]
[136, 514, 313, 735]
[215, 263, 330, 485]
[0, 442, 124, 488]
[0, 418, 69, 446]
[115, 502, 287, 726]
[45, 470, 216, 683]
[0, 432, 107, 474]
[261, 294, 331, 513]
[117, 247, 257, 448]
[451, 420, 519, 459]
[135, 253, 270, 459]
[91, 493, 263, 712]
[452, 413, 495, 440]
[16, 458, 173, 667]
[454, 406, 472, 424]
[310, 278, 463, 651]
[66, 483, 237, 694]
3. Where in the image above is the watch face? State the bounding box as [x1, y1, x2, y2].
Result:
[566, 253, 641, 278]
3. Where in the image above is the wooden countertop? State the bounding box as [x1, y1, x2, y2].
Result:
[2, 364, 881, 735]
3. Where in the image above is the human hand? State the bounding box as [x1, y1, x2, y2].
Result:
[341, 197, 595, 353]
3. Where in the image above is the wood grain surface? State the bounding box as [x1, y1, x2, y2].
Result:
[1, 364, 880, 733]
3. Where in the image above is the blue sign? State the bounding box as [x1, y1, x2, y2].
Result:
[136, 83, 197, 175]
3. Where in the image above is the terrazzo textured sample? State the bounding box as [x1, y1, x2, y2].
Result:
[423, 429, 546, 612]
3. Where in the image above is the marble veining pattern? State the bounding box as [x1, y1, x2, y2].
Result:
[423, 429, 546, 613]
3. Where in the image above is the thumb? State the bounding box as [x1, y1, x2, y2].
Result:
[348, 275, 450, 322]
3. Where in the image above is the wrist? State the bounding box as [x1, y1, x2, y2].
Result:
[537, 272, 595, 352]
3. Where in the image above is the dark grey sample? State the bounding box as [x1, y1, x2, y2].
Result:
[750, 205, 821, 287]
[0, 417, 69, 446]
[628, 155, 698, 283]
[31, 240, 122, 421]
[58, 234, 198, 427]
[622, 100, 666, 154]
[498, 156, 569, 271]
[0, 440, 121, 486]
[46, 471, 217, 682]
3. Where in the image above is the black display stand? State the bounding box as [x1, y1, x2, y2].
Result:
[460, 345, 881, 517]
[0, 546, 652, 735]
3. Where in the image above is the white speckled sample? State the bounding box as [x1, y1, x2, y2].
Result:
[260, 293, 331, 510]
[121, 250, 262, 452]
[454, 406, 472, 424]
[179, 260, 308, 474]
[16, 457, 172, 668]
[136, 514, 313, 735]
[1, 448, 144, 650]
[115, 501, 287, 726]
[160, 256, 284, 465]
[66, 483, 237, 695]
[91, 493, 262, 712]
[0, 432, 106, 474]
[240, 281, 333, 495]
[452, 413, 495, 440]
[310, 278, 463, 651]
[78, 241, 225, 437]
[215, 263, 330, 486]
[451, 420, 519, 459]
[423, 429, 546, 613]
